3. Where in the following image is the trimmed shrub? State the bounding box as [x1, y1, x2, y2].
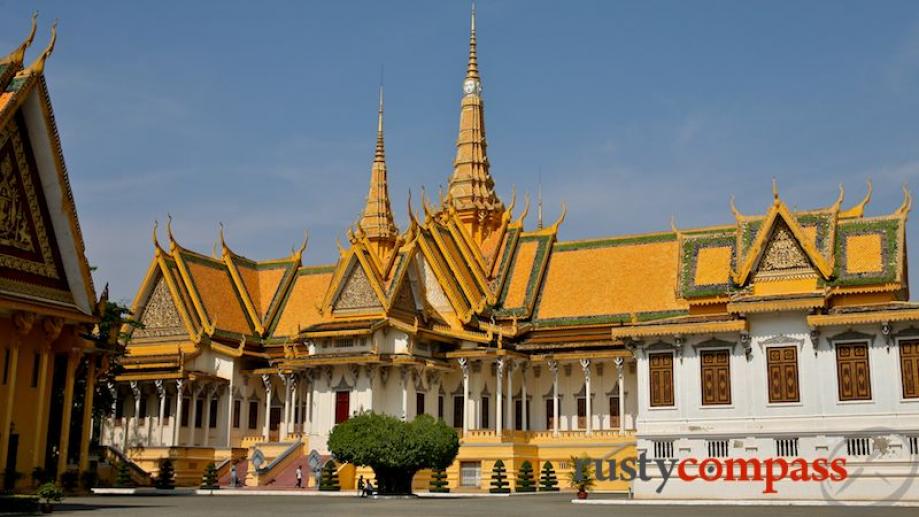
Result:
[154, 458, 175, 490]
[489, 459, 510, 494]
[114, 462, 134, 488]
[515, 460, 535, 492]
[428, 467, 449, 493]
[0, 495, 39, 513]
[60, 470, 79, 492]
[539, 461, 559, 492]
[318, 461, 340, 492]
[201, 462, 219, 489]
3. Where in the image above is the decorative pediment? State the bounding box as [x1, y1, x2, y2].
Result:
[332, 257, 383, 313]
[733, 200, 833, 285]
[134, 276, 186, 339]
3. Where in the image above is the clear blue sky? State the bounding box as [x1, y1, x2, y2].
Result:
[2, 1, 918, 302]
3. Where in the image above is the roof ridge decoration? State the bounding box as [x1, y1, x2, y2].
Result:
[15, 19, 56, 79]
[445, 3, 505, 245]
[0, 12, 38, 69]
[839, 180, 872, 219]
[358, 85, 399, 263]
[732, 189, 834, 286]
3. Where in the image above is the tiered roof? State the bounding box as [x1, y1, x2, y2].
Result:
[118, 8, 915, 380]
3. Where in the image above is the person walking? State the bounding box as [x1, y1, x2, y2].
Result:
[357, 475, 365, 497]
[295, 465, 303, 488]
[230, 463, 238, 488]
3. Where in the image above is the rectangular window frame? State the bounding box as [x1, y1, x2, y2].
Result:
[648, 352, 675, 407]
[900, 338, 919, 400]
[835, 341, 872, 402]
[766, 345, 800, 404]
[247, 400, 258, 430]
[700, 348, 732, 406]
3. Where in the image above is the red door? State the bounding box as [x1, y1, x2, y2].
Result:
[335, 391, 350, 424]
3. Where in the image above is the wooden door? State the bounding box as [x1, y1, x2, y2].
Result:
[335, 391, 350, 424]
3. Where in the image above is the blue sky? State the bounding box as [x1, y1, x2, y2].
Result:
[2, 0, 918, 302]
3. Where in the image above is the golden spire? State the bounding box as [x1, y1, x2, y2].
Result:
[358, 84, 398, 259]
[446, 3, 504, 243]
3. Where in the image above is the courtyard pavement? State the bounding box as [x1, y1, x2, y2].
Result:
[48, 494, 919, 517]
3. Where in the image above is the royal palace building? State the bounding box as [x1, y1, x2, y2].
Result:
[0, 16, 101, 490]
[103, 10, 919, 500]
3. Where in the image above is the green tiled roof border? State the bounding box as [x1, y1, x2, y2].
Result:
[495, 234, 552, 318]
[830, 218, 901, 287]
[679, 233, 737, 299]
[553, 232, 677, 252]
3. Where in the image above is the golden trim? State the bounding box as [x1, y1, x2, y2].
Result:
[610, 319, 747, 339]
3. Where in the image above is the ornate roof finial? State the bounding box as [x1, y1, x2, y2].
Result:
[446, 2, 504, 235]
[537, 171, 544, 229]
[219, 222, 226, 248]
[896, 183, 913, 218]
[295, 230, 309, 258]
[1, 11, 38, 67]
[514, 193, 530, 226]
[772, 178, 779, 204]
[549, 202, 567, 232]
[729, 195, 744, 219]
[166, 213, 177, 250]
[467, 2, 479, 82]
[840, 179, 872, 219]
[830, 184, 845, 212]
[152, 219, 160, 248]
[17, 19, 57, 78]
[358, 83, 398, 252]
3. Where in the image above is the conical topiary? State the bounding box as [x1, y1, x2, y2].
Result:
[154, 458, 175, 490]
[201, 462, 219, 489]
[489, 459, 510, 494]
[515, 460, 535, 492]
[539, 461, 559, 491]
[319, 460, 340, 492]
[429, 467, 449, 493]
[114, 461, 134, 488]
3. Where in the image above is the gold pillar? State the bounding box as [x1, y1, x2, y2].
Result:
[78, 357, 96, 472]
[57, 349, 80, 477]
[31, 345, 51, 465]
[0, 342, 20, 473]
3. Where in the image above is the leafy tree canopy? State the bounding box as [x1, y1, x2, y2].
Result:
[328, 412, 459, 494]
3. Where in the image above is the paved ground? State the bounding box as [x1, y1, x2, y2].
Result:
[49, 494, 919, 517]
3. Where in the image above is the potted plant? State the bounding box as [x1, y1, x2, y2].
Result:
[566, 456, 595, 500]
[36, 482, 63, 513]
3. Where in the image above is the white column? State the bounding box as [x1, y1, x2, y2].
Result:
[495, 358, 504, 434]
[521, 364, 528, 432]
[290, 377, 298, 435]
[548, 360, 559, 436]
[506, 361, 514, 432]
[400, 367, 409, 421]
[226, 378, 234, 448]
[282, 375, 291, 439]
[203, 386, 213, 447]
[459, 359, 469, 436]
[261, 374, 272, 441]
[580, 359, 592, 435]
[189, 385, 201, 446]
[155, 380, 166, 446]
[107, 382, 117, 449]
[174, 380, 185, 446]
[305, 372, 313, 434]
[615, 357, 625, 433]
[130, 381, 141, 449]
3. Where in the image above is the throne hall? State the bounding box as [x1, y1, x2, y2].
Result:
[102, 9, 919, 499]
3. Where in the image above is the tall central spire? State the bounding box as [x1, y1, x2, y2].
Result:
[359, 85, 398, 259]
[446, 3, 504, 242]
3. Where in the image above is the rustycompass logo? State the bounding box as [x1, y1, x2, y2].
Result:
[574, 451, 849, 495]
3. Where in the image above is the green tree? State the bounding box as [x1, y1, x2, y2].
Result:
[154, 459, 175, 490]
[201, 463, 219, 489]
[489, 459, 510, 494]
[539, 461, 559, 492]
[319, 461, 340, 492]
[328, 412, 460, 495]
[114, 462, 134, 488]
[428, 467, 449, 493]
[515, 460, 535, 492]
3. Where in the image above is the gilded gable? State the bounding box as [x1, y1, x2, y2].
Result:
[135, 277, 186, 339]
[754, 221, 814, 279]
[0, 113, 70, 302]
[333, 261, 382, 312]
